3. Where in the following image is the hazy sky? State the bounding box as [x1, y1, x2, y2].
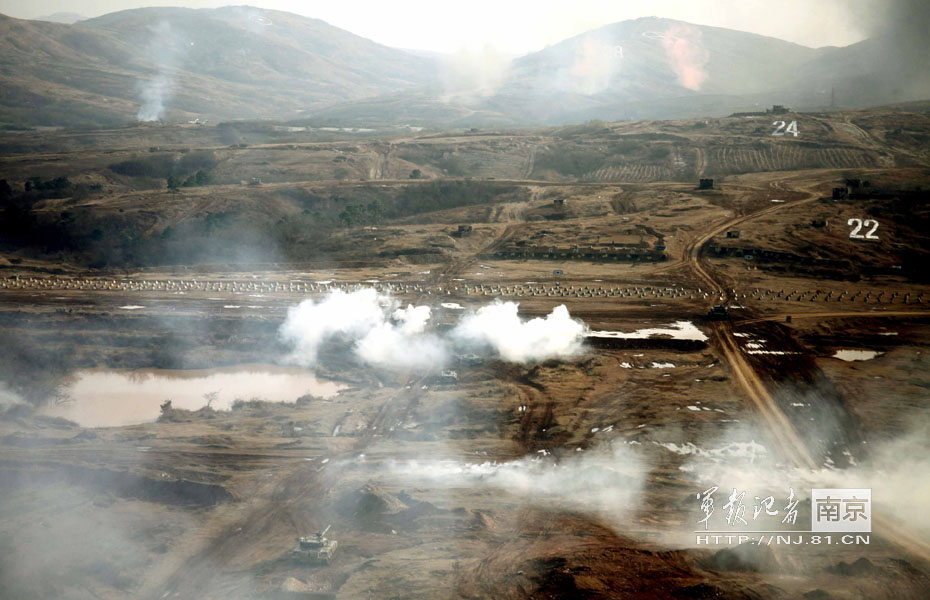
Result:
[1, 0, 870, 55]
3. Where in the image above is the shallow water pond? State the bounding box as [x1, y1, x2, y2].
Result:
[41, 364, 344, 427]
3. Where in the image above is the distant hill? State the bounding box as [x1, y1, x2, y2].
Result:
[486, 17, 817, 122]
[34, 12, 86, 24]
[0, 9, 926, 128]
[303, 16, 930, 127]
[0, 6, 435, 126]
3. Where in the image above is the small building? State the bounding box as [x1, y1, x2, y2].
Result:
[452, 225, 473, 237]
[726, 230, 741, 239]
[698, 178, 714, 190]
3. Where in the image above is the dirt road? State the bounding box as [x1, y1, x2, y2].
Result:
[687, 177, 930, 564]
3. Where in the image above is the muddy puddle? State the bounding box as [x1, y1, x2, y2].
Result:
[40, 364, 345, 427]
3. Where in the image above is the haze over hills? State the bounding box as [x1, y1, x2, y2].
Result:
[466, 18, 820, 122]
[0, 6, 435, 126]
[34, 12, 86, 24]
[0, 6, 927, 128]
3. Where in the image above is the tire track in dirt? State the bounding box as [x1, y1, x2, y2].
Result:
[686, 177, 930, 565]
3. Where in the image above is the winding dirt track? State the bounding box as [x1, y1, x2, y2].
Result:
[687, 177, 930, 563]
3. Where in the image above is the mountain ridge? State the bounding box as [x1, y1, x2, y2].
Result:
[0, 7, 925, 128]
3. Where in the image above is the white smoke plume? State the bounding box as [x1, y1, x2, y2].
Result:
[355, 303, 449, 370]
[452, 301, 588, 362]
[438, 45, 512, 103]
[137, 73, 172, 122]
[387, 442, 644, 527]
[0, 383, 26, 412]
[279, 288, 445, 370]
[136, 21, 179, 122]
[279, 289, 588, 370]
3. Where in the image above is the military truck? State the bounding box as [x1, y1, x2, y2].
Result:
[292, 525, 338, 565]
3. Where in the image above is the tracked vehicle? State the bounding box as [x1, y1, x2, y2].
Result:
[292, 525, 338, 565]
[707, 305, 729, 320]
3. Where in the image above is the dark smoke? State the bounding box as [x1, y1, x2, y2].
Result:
[863, 0, 930, 98]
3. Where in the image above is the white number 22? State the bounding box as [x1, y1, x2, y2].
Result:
[772, 120, 799, 137]
[848, 218, 879, 240]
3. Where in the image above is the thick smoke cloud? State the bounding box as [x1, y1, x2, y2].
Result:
[279, 289, 588, 370]
[452, 302, 588, 362]
[355, 303, 449, 370]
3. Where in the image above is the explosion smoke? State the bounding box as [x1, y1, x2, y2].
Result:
[279, 289, 589, 369]
[452, 302, 587, 362]
[660, 23, 709, 91]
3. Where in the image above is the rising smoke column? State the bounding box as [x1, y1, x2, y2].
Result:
[661, 23, 710, 91]
[136, 21, 179, 122]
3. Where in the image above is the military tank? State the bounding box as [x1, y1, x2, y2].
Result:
[291, 525, 338, 565]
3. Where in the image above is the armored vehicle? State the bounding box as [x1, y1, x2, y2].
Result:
[707, 305, 729, 320]
[292, 525, 338, 565]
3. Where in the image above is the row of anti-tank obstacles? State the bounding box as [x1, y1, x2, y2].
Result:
[0, 277, 924, 304]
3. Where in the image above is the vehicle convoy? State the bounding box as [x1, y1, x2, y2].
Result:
[292, 525, 338, 565]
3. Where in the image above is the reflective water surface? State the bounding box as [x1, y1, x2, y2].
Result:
[40, 364, 345, 427]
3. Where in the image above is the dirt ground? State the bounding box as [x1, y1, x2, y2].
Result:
[2, 115, 930, 599]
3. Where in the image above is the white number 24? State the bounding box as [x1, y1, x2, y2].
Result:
[848, 218, 879, 240]
[772, 120, 799, 137]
